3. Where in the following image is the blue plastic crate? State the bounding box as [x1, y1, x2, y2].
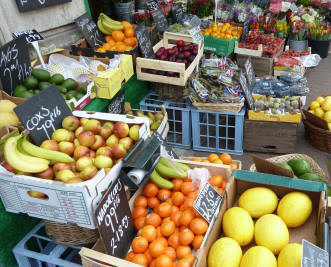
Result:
[13, 222, 82, 267]
[139, 91, 167, 111]
[191, 107, 245, 155]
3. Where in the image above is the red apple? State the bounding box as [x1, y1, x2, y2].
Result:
[90, 135, 105, 151]
[119, 137, 133, 151]
[113, 122, 129, 138]
[56, 169, 75, 182]
[94, 155, 113, 169]
[74, 146, 90, 160]
[65, 177, 84, 184]
[78, 131, 95, 147]
[80, 165, 98, 180]
[2, 160, 16, 173]
[129, 125, 140, 141]
[112, 144, 127, 159]
[53, 163, 72, 173]
[75, 126, 84, 137]
[68, 131, 75, 142]
[88, 150, 96, 158]
[96, 146, 112, 158]
[37, 167, 54, 180]
[84, 119, 101, 134]
[76, 156, 93, 171]
[51, 129, 71, 142]
[103, 122, 114, 132]
[80, 118, 89, 126]
[106, 134, 119, 148]
[41, 140, 59, 151]
[59, 141, 75, 156]
[62, 116, 80, 131]
[100, 125, 112, 139]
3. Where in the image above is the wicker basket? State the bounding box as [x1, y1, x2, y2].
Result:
[152, 83, 186, 101]
[249, 153, 330, 186]
[44, 220, 99, 246]
[192, 102, 244, 113]
[303, 117, 331, 153]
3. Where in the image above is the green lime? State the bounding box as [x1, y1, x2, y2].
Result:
[14, 85, 27, 97]
[24, 76, 38, 89]
[287, 159, 311, 177]
[57, 85, 67, 94]
[300, 173, 321, 182]
[34, 89, 41, 95]
[39, 82, 51, 90]
[79, 86, 87, 94]
[75, 92, 85, 100]
[22, 90, 34, 98]
[31, 69, 50, 81]
[50, 73, 64, 85]
[62, 78, 78, 90]
[276, 163, 293, 172]
[66, 91, 75, 100]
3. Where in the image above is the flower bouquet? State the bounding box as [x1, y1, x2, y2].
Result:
[307, 21, 331, 58]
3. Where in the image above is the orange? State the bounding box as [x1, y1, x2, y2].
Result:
[149, 239, 166, 258]
[212, 159, 224, 164]
[176, 246, 192, 259]
[230, 163, 238, 172]
[116, 43, 126, 52]
[145, 213, 162, 228]
[184, 254, 196, 266]
[124, 28, 135, 38]
[155, 237, 168, 247]
[144, 249, 153, 264]
[172, 192, 185, 206]
[172, 205, 179, 213]
[124, 37, 135, 47]
[171, 211, 182, 227]
[141, 225, 157, 242]
[148, 197, 160, 209]
[192, 235, 204, 249]
[209, 175, 223, 188]
[122, 21, 133, 30]
[131, 253, 148, 266]
[175, 259, 191, 267]
[180, 209, 194, 226]
[96, 47, 106, 52]
[102, 43, 111, 50]
[187, 190, 198, 200]
[112, 30, 125, 42]
[183, 198, 194, 210]
[132, 37, 138, 45]
[221, 180, 228, 189]
[126, 251, 135, 261]
[158, 189, 172, 201]
[181, 182, 194, 196]
[160, 220, 175, 237]
[208, 153, 219, 162]
[179, 228, 194, 246]
[157, 202, 172, 218]
[172, 179, 183, 191]
[201, 159, 210, 163]
[165, 198, 173, 205]
[132, 206, 147, 219]
[164, 246, 176, 261]
[124, 45, 132, 51]
[105, 35, 114, 42]
[150, 260, 156, 267]
[189, 218, 208, 235]
[143, 183, 159, 197]
[168, 232, 180, 249]
[132, 236, 148, 253]
[220, 153, 232, 165]
[134, 196, 148, 208]
[156, 226, 162, 237]
[217, 188, 225, 195]
[191, 157, 201, 162]
[154, 255, 173, 267]
[134, 217, 145, 230]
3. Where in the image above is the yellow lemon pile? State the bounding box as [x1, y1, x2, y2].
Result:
[309, 96, 331, 130]
[201, 22, 242, 40]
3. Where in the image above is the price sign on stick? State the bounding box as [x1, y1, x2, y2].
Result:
[135, 23, 155, 58]
[146, 0, 160, 11]
[15, 0, 72, 12]
[152, 9, 169, 33]
[244, 57, 256, 88]
[0, 36, 32, 96]
[14, 84, 72, 146]
[12, 29, 43, 43]
[172, 3, 185, 23]
[94, 178, 135, 257]
[239, 70, 254, 109]
[301, 239, 329, 267]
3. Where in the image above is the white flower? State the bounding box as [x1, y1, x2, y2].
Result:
[302, 14, 314, 23]
[281, 2, 291, 13]
[291, 16, 301, 22]
[238, 12, 247, 23]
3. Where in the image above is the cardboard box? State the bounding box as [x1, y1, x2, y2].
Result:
[0, 90, 26, 105]
[180, 157, 242, 171]
[0, 111, 150, 229]
[79, 160, 231, 266]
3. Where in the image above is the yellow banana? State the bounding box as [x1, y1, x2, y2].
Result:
[155, 160, 187, 179]
[16, 139, 50, 166]
[101, 15, 124, 32]
[21, 136, 74, 163]
[97, 19, 113, 35]
[4, 136, 49, 173]
[99, 13, 114, 23]
[150, 170, 174, 189]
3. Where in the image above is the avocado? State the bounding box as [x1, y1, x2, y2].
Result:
[300, 173, 321, 182]
[39, 82, 51, 91]
[62, 78, 78, 90]
[79, 86, 87, 94]
[66, 91, 76, 100]
[31, 68, 50, 81]
[49, 73, 64, 85]
[34, 89, 41, 95]
[57, 85, 67, 94]
[24, 76, 38, 89]
[74, 92, 84, 100]
[22, 90, 34, 98]
[287, 159, 311, 177]
[14, 85, 27, 97]
[277, 163, 293, 172]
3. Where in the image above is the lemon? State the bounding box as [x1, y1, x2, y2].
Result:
[238, 187, 278, 218]
[324, 111, 331, 123]
[315, 107, 325, 118]
[315, 96, 325, 105]
[277, 192, 312, 228]
[222, 207, 254, 246]
[240, 246, 277, 267]
[254, 214, 289, 255]
[322, 99, 331, 111]
[325, 96, 331, 101]
[310, 100, 320, 110]
[277, 243, 302, 267]
[308, 109, 315, 114]
[208, 237, 242, 267]
[328, 123, 331, 130]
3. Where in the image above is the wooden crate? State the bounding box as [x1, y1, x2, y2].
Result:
[244, 120, 298, 154]
[136, 32, 204, 86]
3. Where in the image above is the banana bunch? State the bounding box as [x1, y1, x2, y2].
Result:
[97, 13, 124, 35]
[150, 158, 190, 189]
[4, 135, 74, 173]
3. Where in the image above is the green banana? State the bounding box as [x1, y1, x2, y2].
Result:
[175, 162, 191, 172]
[4, 136, 49, 173]
[150, 170, 174, 189]
[159, 157, 190, 172]
[97, 19, 112, 35]
[21, 136, 74, 163]
[16, 138, 50, 166]
[155, 161, 187, 179]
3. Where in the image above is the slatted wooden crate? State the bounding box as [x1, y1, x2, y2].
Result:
[244, 120, 298, 154]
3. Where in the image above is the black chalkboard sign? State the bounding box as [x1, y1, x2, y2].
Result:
[108, 89, 125, 114]
[146, 0, 160, 11]
[245, 57, 256, 88]
[172, 3, 185, 23]
[302, 239, 329, 267]
[15, 0, 72, 12]
[0, 36, 32, 96]
[193, 182, 223, 223]
[241, 20, 250, 41]
[135, 23, 155, 59]
[154, 131, 178, 159]
[14, 84, 72, 145]
[239, 70, 254, 110]
[94, 177, 134, 257]
[152, 9, 169, 33]
[75, 13, 105, 49]
[12, 29, 43, 43]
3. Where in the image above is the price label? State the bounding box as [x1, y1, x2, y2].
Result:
[301, 239, 329, 267]
[94, 178, 135, 257]
[135, 23, 155, 59]
[151, 9, 168, 33]
[241, 20, 250, 41]
[193, 182, 223, 223]
[189, 26, 203, 43]
[172, 3, 185, 23]
[154, 132, 178, 159]
[146, 0, 160, 11]
[15, 0, 72, 12]
[239, 70, 254, 109]
[12, 29, 43, 43]
[244, 57, 256, 88]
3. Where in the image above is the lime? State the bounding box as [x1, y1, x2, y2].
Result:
[34, 89, 41, 95]
[277, 163, 293, 172]
[300, 173, 321, 182]
[14, 85, 27, 97]
[50, 73, 64, 85]
[79, 86, 87, 94]
[22, 90, 34, 98]
[287, 159, 311, 177]
[57, 85, 67, 94]
[66, 91, 75, 100]
[39, 82, 51, 91]
[75, 92, 85, 100]
[62, 78, 78, 90]
[24, 76, 38, 89]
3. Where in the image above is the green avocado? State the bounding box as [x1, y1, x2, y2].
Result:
[31, 68, 50, 81]
[49, 73, 64, 85]
[34, 89, 41, 95]
[75, 92, 85, 100]
[39, 82, 51, 90]
[57, 85, 67, 94]
[66, 90, 76, 100]
[277, 163, 293, 172]
[24, 76, 38, 89]
[79, 86, 87, 94]
[287, 159, 311, 177]
[300, 173, 321, 182]
[22, 90, 34, 98]
[13, 85, 27, 97]
[62, 78, 78, 90]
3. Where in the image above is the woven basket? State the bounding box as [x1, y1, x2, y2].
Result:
[44, 220, 99, 246]
[152, 83, 186, 101]
[249, 153, 330, 186]
[192, 102, 244, 113]
[303, 117, 331, 153]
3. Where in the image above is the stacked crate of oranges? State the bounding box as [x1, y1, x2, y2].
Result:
[201, 22, 242, 40]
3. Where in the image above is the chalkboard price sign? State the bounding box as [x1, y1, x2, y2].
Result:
[108, 89, 125, 114]
[193, 182, 223, 223]
[154, 131, 178, 159]
[239, 70, 254, 110]
[241, 20, 250, 41]
[146, 0, 160, 11]
[0, 36, 32, 96]
[244, 57, 256, 88]
[151, 9, 169, 33]
[94, 178, 135, 257]
[301, 239, 329, 267]
[172, 3, 185, 23]
[14, 84, 72, 145]
[75, 13, 105, 49]
[16, 0, 72, 12]
[134, 23, 155, 59]
[12, 29, 43, 43]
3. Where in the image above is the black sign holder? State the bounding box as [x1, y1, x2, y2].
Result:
[134, 23, 155, 59]
[15, 0, 72, 12]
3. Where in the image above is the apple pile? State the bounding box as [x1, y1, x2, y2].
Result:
[142, 40, 199, 77]
[2, 116, 141, 184]
[125, 110, 164, 135]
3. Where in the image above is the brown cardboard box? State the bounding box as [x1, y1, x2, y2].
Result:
[0, 90, 25, 105]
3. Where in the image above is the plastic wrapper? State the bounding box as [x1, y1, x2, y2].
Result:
[279, 72, 307, 86]
[188, 168, 211, 191]
[289, 85, 310, 96]
[253, 96, 300, 115]
[201, 57, 227, 69]
[271, 80, 290, 98]
[190, 79, 209, 100]
[298, 54, 321, 68]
